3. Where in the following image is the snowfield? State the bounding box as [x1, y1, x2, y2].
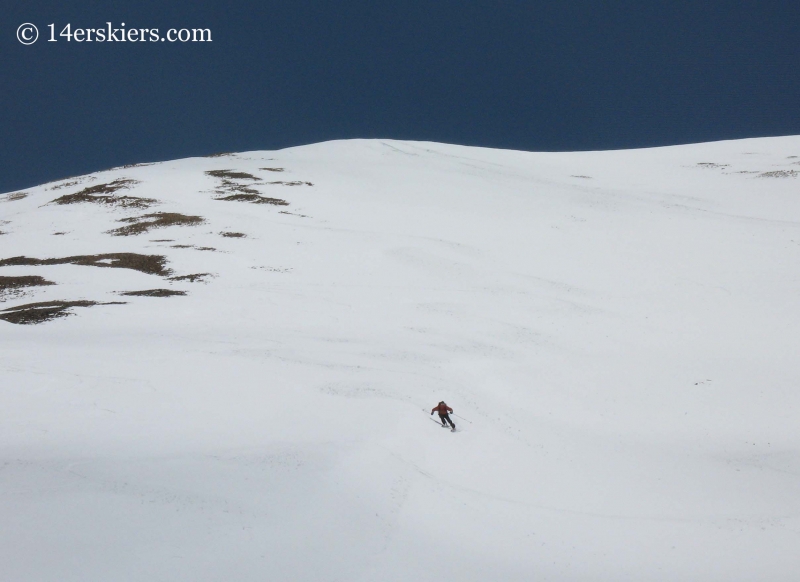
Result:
[1, 137, 799, 581]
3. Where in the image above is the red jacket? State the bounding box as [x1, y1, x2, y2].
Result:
[432, 402, 453, 415]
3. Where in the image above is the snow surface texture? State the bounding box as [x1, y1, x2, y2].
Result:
[1, 138, 800, 581]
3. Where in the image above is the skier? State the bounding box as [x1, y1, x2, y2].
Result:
[431, 401, 456, 430]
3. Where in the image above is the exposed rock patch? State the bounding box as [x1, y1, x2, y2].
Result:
[220, 231, 247, 238]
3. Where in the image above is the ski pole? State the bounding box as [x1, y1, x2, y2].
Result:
[453, 413, 472, 424]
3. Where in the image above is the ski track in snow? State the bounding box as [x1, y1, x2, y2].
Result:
[2, 137, 800, 581]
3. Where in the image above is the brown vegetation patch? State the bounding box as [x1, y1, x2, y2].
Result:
[1, 275, 55, 301]
[51, 178, 156, 209]
[267, 181, 313, 186]
[696, 163, 729, 169]
[2, 192, 28, 202]
[54, 193, 156, 208]
[0, 300, 124, 325]
[252, 266, 292, 273]
[260, 167, 285, 172]
[205, 170, 260, 181]
[119, 289, 186, 297]
[170, 244, 217, 252]
[108, 212, 204, 236]
[121, 162, 155, 169]
[0, 276, 55, 293]
[215, 193, 289, 205]
[204, 152, 234, 158]
[758, 170, 798, 178]
[220, 231, 247, 238]
[0, 253, 171, 276]
[53, 193, 157, 209]
[206, 168, 292, 205]
[64, 178, 138, 195]
[215, 180, 261, 195]
[169, 273, 212, 283]
[49, 178, 90, 191]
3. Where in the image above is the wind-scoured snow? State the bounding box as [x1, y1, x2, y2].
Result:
[1, 138, 799, 581]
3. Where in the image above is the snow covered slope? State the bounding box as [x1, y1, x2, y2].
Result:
[1, 137, 799, 581]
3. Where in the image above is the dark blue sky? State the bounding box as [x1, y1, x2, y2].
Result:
[3, 1, 799, 193]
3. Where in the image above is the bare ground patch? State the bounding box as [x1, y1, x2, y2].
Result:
[169, 273, 213, 283]
[0, 253, 171, 276]
[267, 181, 313, 186]
[119, 289, 186, 297]
[260, 167, 285, 172]
[696, 163, 730, 169]
[220, 231, 246, 238]
[108, 212, 204, 236]
[0, 300, 125, 325]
